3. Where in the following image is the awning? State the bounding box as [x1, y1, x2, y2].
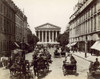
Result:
[66, 42, 77, 47]
[70, 42, 77, 46]
[91, 41, 100, 51]
[10, 41, 20, 50]
[66, 44, 71, 47]
[20, 42, 29, 49]
[25, 42, 30, 46]
[14, 42, 20, 48]
[12, 49, 23, 54]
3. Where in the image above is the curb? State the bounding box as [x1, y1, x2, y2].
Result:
[72, 53, 91, 62]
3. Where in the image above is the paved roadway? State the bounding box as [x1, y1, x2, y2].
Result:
[0, 68, 10, 79]
[26, 48, 90, 79]
[0, 48, 90, 79]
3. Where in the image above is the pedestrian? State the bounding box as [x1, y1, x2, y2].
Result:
[93, 58, 100, 70]
[90, 49, 93, 55]
[22, 50, 25, 60]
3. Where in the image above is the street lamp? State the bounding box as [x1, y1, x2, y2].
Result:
[85, 36, 87, 58]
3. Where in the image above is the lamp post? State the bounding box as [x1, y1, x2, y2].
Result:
[85, 35, 87, 58]
[22, 16, 26, 79]
[22, 16, 26, 60]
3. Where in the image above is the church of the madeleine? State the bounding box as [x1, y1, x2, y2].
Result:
[35, 23, 61, 45]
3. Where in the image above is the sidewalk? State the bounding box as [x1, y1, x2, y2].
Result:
[0, 67, 10, 79]
[71, 51, 100, 62]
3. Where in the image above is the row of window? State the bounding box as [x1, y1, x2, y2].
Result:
[75, 15, 98, 36]
[15, 25, 23, 42]
[16, 15, 24, 27]
[0, 40, 10, 52]
[70, 2, 99, 38]
[71, 2, 97, 28]
[70, 15, 98, 38]
[4, 18, 15, 35]
[0, 15, 15, 35]
[0, 1, 15, 20]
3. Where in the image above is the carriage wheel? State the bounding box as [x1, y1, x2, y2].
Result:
[37, 72, 40, 78]
[62, 66, 66, 76]
[37, 70, 41, 78]
[87, 72, 91, 79]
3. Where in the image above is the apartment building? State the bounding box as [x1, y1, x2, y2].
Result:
[69, 0, 100, 55]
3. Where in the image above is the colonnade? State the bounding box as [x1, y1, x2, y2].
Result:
[36, 30, 59, 42]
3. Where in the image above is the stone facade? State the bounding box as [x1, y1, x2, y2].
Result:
[68, 0, 100, 52]
[0, 0, 16, 56]
[35, 23, 61, 44]
[0, 0, 32, 56]
[15, 8, 23, 43]
[15, 8, 29, 44]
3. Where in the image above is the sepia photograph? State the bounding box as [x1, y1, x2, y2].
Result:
[0, 0, 100, 79]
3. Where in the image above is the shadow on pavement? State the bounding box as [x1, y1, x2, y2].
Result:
[37, 70, 52, 79]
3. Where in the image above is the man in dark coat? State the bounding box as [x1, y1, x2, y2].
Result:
[93, 58, 100, 70]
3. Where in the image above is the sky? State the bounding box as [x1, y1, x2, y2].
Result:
[12, 0, 78, 34]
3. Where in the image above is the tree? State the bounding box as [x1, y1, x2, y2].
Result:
[56, 34, 62, 42]
[27, 28, 33, 45]
[28, 34, 39, 50]
[32, 34, 39, 47]
[57, 31, 69, 47]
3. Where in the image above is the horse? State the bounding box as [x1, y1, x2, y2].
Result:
[0, 56, 9, 69]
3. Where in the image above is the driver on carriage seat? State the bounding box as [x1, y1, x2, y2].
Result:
[93, 58, 100, 71]
[63, 54, 71, 65]
[37, 54, 46, 69]
[63, 54, 77, 66]
[54, 49, 58, 53]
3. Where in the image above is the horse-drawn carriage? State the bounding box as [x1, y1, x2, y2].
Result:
[61, 50, 66, 57]
[9, 49, 33, 79]
[62, 62, 77, 76]
[62, 54, 77, 76]
[32, 49, 52, 78]
[36, 56, 49, 77]
[87, 61, 100, 79]
[54, 49, 60, 58]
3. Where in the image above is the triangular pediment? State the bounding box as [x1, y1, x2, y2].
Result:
[35, 23, 61, 29]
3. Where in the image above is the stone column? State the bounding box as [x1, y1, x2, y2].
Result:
[42, 31, 44, 42]
[57, 31, 59, 38]
[55, 31, 57, 42]
[49, 31, 51, 42]
[39, 31, 41, 42]
[51, 31, 52, 42]
[85, 36, 88, 58]
[37, 31, 39, 38]
[52, 31, 54, 42]
[54, 31, 55, 42]
[38, 31, 40, 42]
[45, 31, 47, 42]
[36, 31, 38, 37]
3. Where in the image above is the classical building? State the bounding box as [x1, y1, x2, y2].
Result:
[68, 0, 100, 55]
[35, 23, 61, 44]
